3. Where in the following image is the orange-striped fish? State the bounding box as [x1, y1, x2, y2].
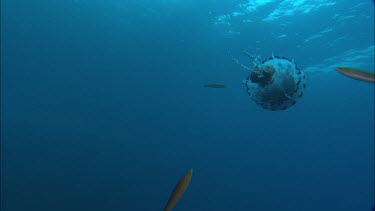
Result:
[164, 169, 193, 211]
[336, 67, 375, 83]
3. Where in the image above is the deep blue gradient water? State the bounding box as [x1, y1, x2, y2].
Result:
[1, 0, 374, 211]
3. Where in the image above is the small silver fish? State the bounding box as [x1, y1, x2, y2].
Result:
[336, 67, 375, 83]
[203, 83, 226, 88]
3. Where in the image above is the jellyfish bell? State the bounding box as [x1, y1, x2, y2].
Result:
[243, 55, 306, 111]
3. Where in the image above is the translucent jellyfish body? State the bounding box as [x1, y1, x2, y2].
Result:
[243, 56, 306, 111]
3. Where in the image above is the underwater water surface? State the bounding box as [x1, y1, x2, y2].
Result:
[1, 0, 374, 211]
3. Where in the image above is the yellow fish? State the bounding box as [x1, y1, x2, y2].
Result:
[164, 169, 193, 211]
[336, 67, 375, 83]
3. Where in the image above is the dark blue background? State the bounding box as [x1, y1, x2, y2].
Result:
[1, 0, 374, 210]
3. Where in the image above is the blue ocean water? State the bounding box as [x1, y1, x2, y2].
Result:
[1, 0, 374, 211]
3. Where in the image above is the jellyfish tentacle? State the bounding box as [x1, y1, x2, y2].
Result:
[243, 50, 256, 58]
[243, 50, 262, 64]
[229, 52, 250, 70]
